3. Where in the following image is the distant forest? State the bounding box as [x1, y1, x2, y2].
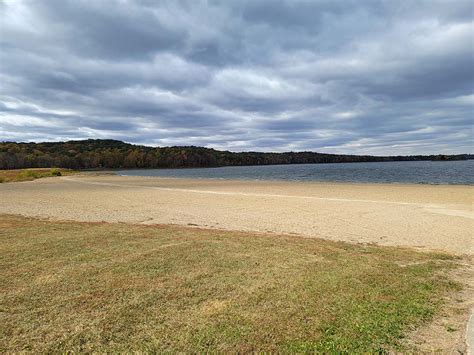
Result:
[0, 139, 472, 170]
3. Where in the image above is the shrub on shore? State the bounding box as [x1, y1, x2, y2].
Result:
[50, 168, 62, 176]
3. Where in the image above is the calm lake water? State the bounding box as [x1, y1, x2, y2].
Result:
[117, 160, 474, 185]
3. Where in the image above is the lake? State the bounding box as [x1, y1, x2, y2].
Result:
[117, 160, 474, 185]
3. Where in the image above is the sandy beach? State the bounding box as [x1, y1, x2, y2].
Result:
[1, 174, 472, 254]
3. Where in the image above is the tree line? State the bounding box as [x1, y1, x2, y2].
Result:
[0, 139, 471, 170]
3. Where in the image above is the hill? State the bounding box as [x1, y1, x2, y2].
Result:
[0, 139, 471, 170]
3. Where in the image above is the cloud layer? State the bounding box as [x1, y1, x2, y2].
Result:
[0, 0, 473, 154]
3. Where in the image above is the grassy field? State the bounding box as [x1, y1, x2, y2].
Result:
[0, 214, 462, 352]
[0, 168, 77, 183]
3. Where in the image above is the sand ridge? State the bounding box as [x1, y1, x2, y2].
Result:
[1, 174, 473, 254]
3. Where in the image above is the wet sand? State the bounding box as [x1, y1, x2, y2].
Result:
[1, 174, 472, 254]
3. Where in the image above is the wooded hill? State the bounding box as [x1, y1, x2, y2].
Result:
[0, 139, 471, 170]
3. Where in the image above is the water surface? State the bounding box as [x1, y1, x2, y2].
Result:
[118, 160, 474, 185]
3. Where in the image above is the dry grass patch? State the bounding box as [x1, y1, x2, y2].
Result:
[0, 215, 464, 352]
[0, 168, 78, 183]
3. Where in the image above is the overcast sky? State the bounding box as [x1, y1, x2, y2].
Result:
[0, 0, 473, 155]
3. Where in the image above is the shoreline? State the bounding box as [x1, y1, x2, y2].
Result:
[1, 174, 472, 254]
[113, 171, 474, 187]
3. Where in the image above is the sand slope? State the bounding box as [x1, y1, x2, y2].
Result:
[1, 174, 472, 254]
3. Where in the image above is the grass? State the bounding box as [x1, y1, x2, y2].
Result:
[0, 214, 461, 352]
[0, 168, 78, 183]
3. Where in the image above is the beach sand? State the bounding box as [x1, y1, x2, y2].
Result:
[1, 174, 472, 254]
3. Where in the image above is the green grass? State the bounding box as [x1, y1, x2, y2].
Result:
[0, 168, 77, 183]
[0, 215, 461, 352]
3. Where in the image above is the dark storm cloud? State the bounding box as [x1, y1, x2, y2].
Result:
[0, 0, 472, 154]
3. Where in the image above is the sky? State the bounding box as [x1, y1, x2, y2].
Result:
[0, 0, 473, 155]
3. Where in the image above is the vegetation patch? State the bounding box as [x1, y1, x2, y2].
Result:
[1, 139, 470, 170]
[0, 168, 77, 183]
[0, 215, 462, 352]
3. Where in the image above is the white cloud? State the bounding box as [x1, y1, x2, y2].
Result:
[0, 0, 472, 155]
